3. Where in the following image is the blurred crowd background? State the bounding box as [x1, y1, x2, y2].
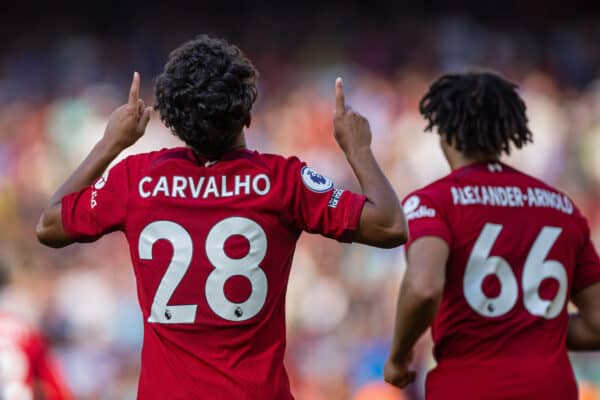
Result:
[1, 1, 600, 399]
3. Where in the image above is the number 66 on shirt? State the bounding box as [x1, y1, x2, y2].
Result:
[464, 223, 567, 319]
[400, 162, 600, 400]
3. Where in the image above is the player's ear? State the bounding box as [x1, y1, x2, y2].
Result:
[244, 114, 252, 128]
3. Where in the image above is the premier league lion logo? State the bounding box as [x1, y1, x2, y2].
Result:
[307, 170, 327, 185]
[301, 166, 334, 193]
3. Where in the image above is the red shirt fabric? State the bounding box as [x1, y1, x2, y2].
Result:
[0, 312, 71, 400]
[403, 161, 600, 400]
[62, 147, 366, 400]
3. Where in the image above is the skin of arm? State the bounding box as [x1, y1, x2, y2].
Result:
[567, 282, 600, 351]
[36, 72, 152, 248]
[332, 78, 407, 248]
[384, 236, 449, 388]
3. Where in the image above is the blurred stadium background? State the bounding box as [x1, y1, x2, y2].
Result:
[2, 1, 600, 399]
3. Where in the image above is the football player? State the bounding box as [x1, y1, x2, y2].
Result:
[0, 262, 71, 400]
[384, 71, 600, 400]
[36, 35, 407, 399]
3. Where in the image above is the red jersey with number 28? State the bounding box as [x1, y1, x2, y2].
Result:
[403, 162, 600, 400]
[61, 147, 366, 400]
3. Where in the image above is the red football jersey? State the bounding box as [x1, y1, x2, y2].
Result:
[61, 147, 366, 399]
[0, 312, 71, 400]
[403, 161, 600, 400]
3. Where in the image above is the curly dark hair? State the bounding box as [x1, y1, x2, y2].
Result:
[155, 35, 258, 159]
[419, 71, 532, 157]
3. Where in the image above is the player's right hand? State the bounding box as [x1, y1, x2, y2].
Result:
[103, 71, 152, 151]
[333, 77, 372, 156]
[383, 357, 416, 389]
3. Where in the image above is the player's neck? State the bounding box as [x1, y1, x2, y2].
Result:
[191, 134, 248, 162]
[214, 134, 248, 155]
[443, 142, 499, 171]
[230, 133, 247, 151]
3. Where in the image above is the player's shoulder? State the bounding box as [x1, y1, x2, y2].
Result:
[207, 150, 302, 177]
[254, 151, 302, 167]
[502, 163, 558, 190]
[401, 174, 456, 221]
[403, 173, 454, 206]
[253, 152, 309, 177]
[111, 147, 209, 182]
[124, 148, 302, 168]
[503, 163, 583, 216]
[114, 148, 301, 180]
[258, 152, 338, 189]
[122, 147, 191, 168]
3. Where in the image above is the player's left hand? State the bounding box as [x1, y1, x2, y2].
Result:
[333, 77, 373, 156]
[383, 357, 416, 388]
[103, 71, 153, 151]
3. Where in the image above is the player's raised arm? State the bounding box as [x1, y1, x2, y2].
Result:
[333, 78, 407, 248]
[36, 72, 152, 248]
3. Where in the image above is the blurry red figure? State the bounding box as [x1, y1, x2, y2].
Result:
[0, 313, 71, 400]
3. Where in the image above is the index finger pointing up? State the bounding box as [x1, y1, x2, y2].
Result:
[335, 77, 346, 114]
[128, 71, 140, 114]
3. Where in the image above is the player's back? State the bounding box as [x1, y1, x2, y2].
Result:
[129, 148, 295, 399]
[403, 161, 598, 400]
[61, 147, 366, 399]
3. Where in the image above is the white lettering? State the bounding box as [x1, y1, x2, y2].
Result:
[464, 186, 475, 204]
[407, 206, 436, 220]
[481, 186, 490, 206]
[496, 187, 508, 206]
[139, 176, 152, 198]
[153, 176, 170, 197]
[172, 176, 187, 198]
[535, 188, 546, 207]
[489, 187, 499, 206]
[203, 176, 219, 199]
[451, 187, 460, 205]
[506, 187, 515, 207]
[253, 174, 270, 196]
[473, 186, 481, 204]
[189, 177, 205, 198]
[528, 187, 537, 206]
[235, 175, 250, 196]
[563, 195, 573, 215]
[135, 174, 276, 202]
[221, 176, 234, 197]
[512, 187, 524, 207]
[550, 192, 559, 209]
[91, 191, 98, 208]
[459, 188, 469, 205]
[447, 185, 571, 214]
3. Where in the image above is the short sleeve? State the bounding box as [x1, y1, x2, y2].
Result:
[572, 215, 600, 294]
[61, 158, 129, 242]
[284, 158, 366, 242]
[403, 191, 452, 249]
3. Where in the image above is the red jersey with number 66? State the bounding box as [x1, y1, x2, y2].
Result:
[61, 147, 365, 400]
[403, 161, 600, 400]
